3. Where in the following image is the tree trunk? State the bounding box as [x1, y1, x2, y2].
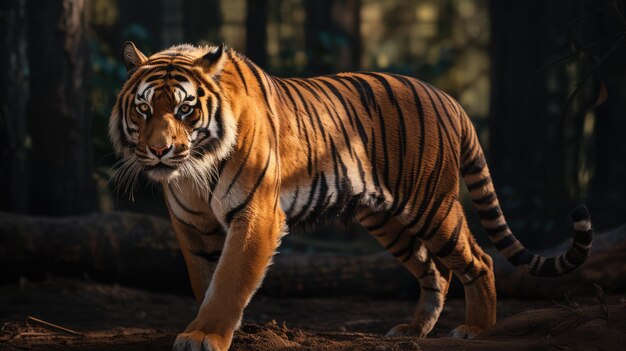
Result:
[184, 0, 222, 45]
[245, 0, 268, 68]
[118, 0, 163, 52]
[26, 0, 95, 215]
[488, 1, 578, 247]
[305, 0, 362, 75]
[0, 0, 29, 213]
[588, 0, 626, 231]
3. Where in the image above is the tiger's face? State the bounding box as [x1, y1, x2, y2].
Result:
[109, 42, 237, 189]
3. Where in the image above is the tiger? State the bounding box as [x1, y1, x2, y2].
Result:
[109, 42, 593, 351]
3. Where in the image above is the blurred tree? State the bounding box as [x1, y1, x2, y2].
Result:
[246, 0, 269, 68]
[184, 0, 222, 45]
[0, 0, 29, 213]
[162, 0, 184, 47]
[490, 1, 552, 245]
[584, 0, 626, 230]
[26, 0, 95, 215]
[119, 0, 162, 51]
[489, 0, 626, 244]
[305, 0, 361, 74]
[489, 1, 577, 246]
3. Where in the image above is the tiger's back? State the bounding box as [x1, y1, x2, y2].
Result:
[273, 72, 465, 228]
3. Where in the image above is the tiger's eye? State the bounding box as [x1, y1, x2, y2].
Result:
[179, 105, 191, 114]
[137, 103, 150, 113]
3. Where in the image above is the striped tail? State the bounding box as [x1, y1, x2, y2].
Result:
[460, 134, 593, 277]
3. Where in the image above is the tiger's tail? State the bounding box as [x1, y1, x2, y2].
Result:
[459, 115, 593, 277]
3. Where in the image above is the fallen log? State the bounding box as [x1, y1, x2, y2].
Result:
[491, 224, 626, 297]
[0, 211, 624, 298]
[0, 211, 417, 297]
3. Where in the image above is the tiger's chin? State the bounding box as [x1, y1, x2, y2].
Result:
[145, 164, 181, 183]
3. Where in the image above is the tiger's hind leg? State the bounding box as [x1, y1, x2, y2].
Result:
[358, 209, 452, 337]
[417, 199, 496, 339]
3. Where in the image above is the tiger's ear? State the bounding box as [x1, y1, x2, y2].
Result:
[195, 43, 227, 77]
[122, 41, 148, 73]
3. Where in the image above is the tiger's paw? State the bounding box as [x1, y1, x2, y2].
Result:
[172, 331, 227, 351]
[385, 323, 429, 337]
[449, 324, 484, 339]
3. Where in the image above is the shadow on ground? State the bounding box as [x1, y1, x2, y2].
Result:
[1, 279, 624, 350]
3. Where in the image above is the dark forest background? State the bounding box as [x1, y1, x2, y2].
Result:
[1, 0, 625, 253]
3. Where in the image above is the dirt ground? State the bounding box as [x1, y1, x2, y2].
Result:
[0, 278, 625, 351]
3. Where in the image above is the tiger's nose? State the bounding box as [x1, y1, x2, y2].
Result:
[148, 144, 173, 157]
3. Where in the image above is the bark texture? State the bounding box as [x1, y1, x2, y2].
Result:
[26, 0, 95, 215]
[1, 212, 623, 298]
[0, 0, 29, 213]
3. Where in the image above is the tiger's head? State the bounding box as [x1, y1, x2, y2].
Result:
[109, 42, 237, 191]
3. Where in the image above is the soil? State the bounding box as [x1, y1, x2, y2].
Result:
[0, 278, 625, 351]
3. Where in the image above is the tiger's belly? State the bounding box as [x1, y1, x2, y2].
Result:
[279, 167, 390, 225]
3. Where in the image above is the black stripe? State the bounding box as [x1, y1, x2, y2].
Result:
[363, 73, 407, 154]
[472, 192, 496, 205]
[342, 75, 373, 119]
[464, 270, 487, 286]
[348, 99, 369, 147]
[460, 258, 475, 275]
[290, 79, 327, 142]
[494, 235, 516, 251]
[383, 227, 407, 250]
[405, 95, 446, 232]
[477, 206, 502, 221]
[225, 125, 256, 195]
[485, 224, 508, 237]
[358, 210, 378, 223]
[374, 100, 391, 191]
[192, 250, 222, 263]
[435, 216, 462, 258]
[202, 226, 222, 236]
[421, 83, 459, 167]
[467, 177, 491, 191]
[325, 76, 358, 129]
[421, 197, 456, 240]
[242, 58, 271, 108]
[225, 152, 272, 224]
[228, 50, 249, 94]
[461, 155, 486, 175]
[316, 78, 354, 152]
[288, 172, 321, 224]
[167, 184, 204, 216]
[276, 79, 314, 175]
[508, 249, 532, 266]
[369, 128, 382, 193]
[574, 229, 593, 245]
[392, 156, 417, 216]
[309, 173, 329, 219]
[366, 212, 393, 232]
[399, 235, 418, 262]
[284, 187, 300, 217]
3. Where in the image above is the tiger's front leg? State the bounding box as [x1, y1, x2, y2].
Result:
[169, 211, 226, 304]
[164, 182, 227, 304]
[172, 184, 285, 351]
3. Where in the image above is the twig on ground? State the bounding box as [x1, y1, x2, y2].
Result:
[15, 332, 59, 338]
[26, 316, 83, 337]
[594, 283, 610, 321]
[552, 291, 579, 311]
